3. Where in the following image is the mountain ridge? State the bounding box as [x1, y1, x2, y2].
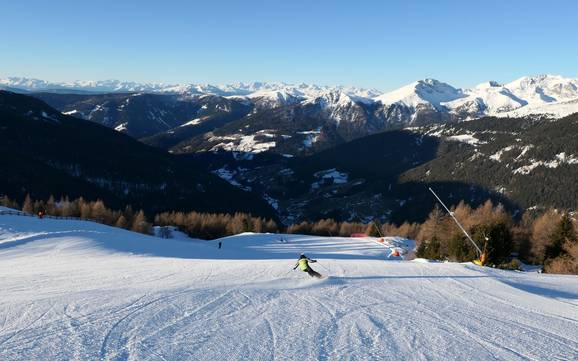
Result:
[5, 74, 578, 121]
[0, 90, 276, 218]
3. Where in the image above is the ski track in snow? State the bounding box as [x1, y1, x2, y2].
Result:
[1, 214, 578, 360]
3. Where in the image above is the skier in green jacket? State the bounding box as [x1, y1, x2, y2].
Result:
[293, 254, 322, 278]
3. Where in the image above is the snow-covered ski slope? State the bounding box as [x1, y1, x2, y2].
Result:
[1, 213, 578, 361]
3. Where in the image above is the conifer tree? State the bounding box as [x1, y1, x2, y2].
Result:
[46, 195, 56, 215]
[0, 195, 18, 209]
[33, 200, 45, 214]
[131, 210, 152, 235]
[545, 213, 577, 260]
[264, 219, 278, 233]
[115, 215, 129, 229]
[470, 221, 513, 264]
[252, 217, 263, 233]
[58, 196, 72, 217]
[529, 209, 560, 263]
[365, 221, 382, 237]
[22, 194, 34, 214]
[91, 200, 108, 223]
[123, 205, 135, 225]
[417, 205, 450, 243]
[80, 200, 91, 219]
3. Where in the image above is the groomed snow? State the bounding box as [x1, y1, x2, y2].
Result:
[1, 214, 578, 360]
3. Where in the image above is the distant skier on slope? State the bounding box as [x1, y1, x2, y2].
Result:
[293, 254, 322, 278]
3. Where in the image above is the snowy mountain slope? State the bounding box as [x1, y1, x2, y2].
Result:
[304, 90, 370, 123]
[504, 74, 578, 104]
[371, 75, 578, 119]
[2, 213, 578, 360]
[33, 92, 253, 139]
[374, 78, 464, 109]
[446, 75, 578, 118]
[500, 96, 578, 118]
[8, 75, 578, 159]
[246, 89, 305, 110]
[5, 75, 578, 120]
[445, 81, 527, 116]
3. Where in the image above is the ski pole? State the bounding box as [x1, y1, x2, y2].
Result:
[316, 261, 330, 272]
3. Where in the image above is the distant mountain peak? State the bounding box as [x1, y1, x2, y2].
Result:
[4, 74, 578, 121]
[375, 78, 464, 109]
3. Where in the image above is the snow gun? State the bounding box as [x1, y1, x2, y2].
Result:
[428, 188, 488, 266]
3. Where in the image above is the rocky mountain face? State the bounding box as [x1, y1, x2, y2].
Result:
[19, 75, 578, 157]
[33, 92, 253, 139]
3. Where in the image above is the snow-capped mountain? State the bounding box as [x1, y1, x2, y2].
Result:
[8, 74, 578, 157]
[246, 90, 304, 110]
[374, 78, 464, 110]
[445, 75, 578, 118]
[505, 75, 578, 104]
[4, 74, 578, 119]
[304, 90, 369, 123]
[0, 77, 173, 93]
[33, 92, 252, 139]
[445, 81, 526, 117]
[0, 77, 381, 99]
[369, 75, 578, 120]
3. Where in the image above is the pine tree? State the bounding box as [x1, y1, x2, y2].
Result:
[476, 221, 513, 265]
[0, 195, 9, 207]
[33, 200, 45, 214]
[417, 205, 450, 243]
[68, 196, 80, 217]
[529, 209, 560, 263]
[22, 194, 33, 214]
[115, 215, 129, 229]
[46, 195, 56, 215]
[123, 205, 135, 225]
[91, 200, 108, 223]
[264, 219, 278, 233]
[131, 210, 152, 234]
[0, 195, 18, 209]
[416, 236, 442, 260]
[252, 217, 263, 233]
[227, 213, 246, 235]
[448, 232, 477, 262]
[80, 200, 91, 219]
[59, 196, 73, 217]
[545, 213, 577, 260]
[365, 221, 382, 237]
[242, 215, 253, 232]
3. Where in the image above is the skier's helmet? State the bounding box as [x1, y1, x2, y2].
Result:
[300, 253, 306, 259]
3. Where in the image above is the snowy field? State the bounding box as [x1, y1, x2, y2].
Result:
[1, 212, 578, 360]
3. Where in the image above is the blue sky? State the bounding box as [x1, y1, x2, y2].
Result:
[2, 0, 577, 91]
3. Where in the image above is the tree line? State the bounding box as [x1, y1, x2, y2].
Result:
[0, 194, 279, 240]
[1, 194, 577, 274]
[413, 201, 578, 274]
